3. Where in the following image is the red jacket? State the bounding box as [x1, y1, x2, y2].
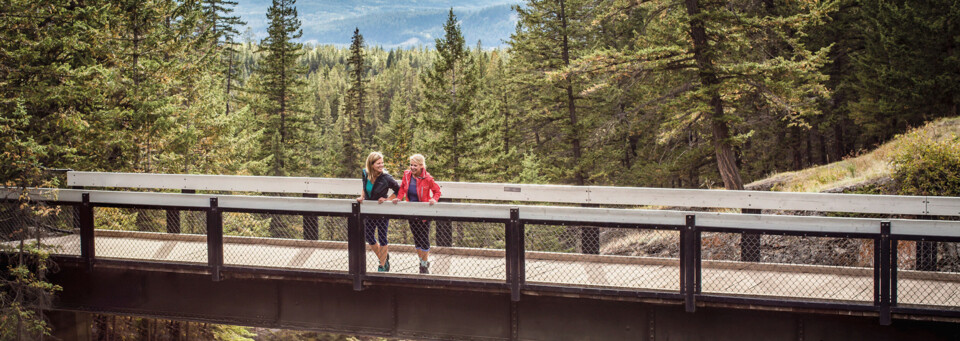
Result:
[397, 169, 441, 202]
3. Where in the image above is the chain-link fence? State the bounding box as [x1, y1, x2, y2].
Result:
[895, 240, 960, 308]
[221, 211, 350, 271]
[524, 224, 681, 291]
[92, 207, 207, 263]
[363, 217, 506, 279]
[0, 201, 80, 256]
[700, 232, 874, 303]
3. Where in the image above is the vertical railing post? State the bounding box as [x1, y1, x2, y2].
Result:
[879, 221, 891, 325]
[436, 198, 453, 247]
[166, 189, 193, 234]
[79, 193, 94, 270]
[348, 202, 364, 291]
[207, 198, 223, 282]
[303, 193, 319, 240]
[580, 203, 600, 254]
[507, 208, 521, 302]
[741, 209, 761, 262]
[891, 236, 899, 307]
[165, 210, 181, 234]
[70, 186, 84, 232]
[681, 214, 697, 313]
[917, 215, 938, 271]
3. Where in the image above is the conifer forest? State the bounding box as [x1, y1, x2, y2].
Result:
[2, 0, 959, 339]
[3, 0, 959, 189]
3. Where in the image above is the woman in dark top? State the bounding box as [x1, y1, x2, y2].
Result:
[393, 154, 442, 274]
[357, 152, 400, 272]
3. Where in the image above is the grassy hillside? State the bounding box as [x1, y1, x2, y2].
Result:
[745, 117, 960, 193]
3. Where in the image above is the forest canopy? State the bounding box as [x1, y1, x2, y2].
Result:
[1, 0, 958, 189]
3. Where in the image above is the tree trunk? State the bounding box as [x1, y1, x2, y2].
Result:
[559, 0, 584, 186]
[686, 0, 743, 190]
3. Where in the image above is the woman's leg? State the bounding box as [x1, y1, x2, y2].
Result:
[410, 219, 430, 273]
[365, 219, 386, 268]
[377, 218, 390, 271]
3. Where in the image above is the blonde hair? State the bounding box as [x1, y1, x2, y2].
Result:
[365, 152, 385, 181]
[409, 154, 426, 172]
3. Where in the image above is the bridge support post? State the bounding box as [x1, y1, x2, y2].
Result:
[79, 193, 94, 269]
[436, 198, 453, 247]
[741, 209, 761, 262]
[166, 189, 194, 234]
[680, 214, 699, 313]
[348, 202, 364, 291]
[917, 215, 939, 271]
[580, 203, 600, 254]
[207, 198, 223, 282]
[878, 221, 892, 325]
[507, 208, 522, 302]
[302, 193, 319, 240]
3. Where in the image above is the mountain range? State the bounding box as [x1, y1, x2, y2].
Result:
[235, 0, 522, 48]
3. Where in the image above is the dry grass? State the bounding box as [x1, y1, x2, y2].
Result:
[746, 117, 960, 193]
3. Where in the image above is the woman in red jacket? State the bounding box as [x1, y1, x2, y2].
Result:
[392, 154, 442, 274]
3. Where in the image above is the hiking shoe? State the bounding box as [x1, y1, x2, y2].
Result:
[419, 260, 430, 274]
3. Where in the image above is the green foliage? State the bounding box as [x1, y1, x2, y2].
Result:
[509, 0, 592, 186]
[852, 0, 960, 144]
[251, 0, 313, 176]
[341, 28, 369, 177]
[0, 242, 62, 340]
[893, 135, 960, 196]
[418, 9, 482, 182]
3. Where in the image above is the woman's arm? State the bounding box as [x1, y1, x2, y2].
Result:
[428, 179, 442, 205]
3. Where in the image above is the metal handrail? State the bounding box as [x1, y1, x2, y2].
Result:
[65, 171, 960, 216]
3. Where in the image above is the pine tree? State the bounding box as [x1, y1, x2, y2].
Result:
[0, 0, 114, 337]
[851, 0, 960, 145]
[569, 0, 832, 190]
[418, 9, 481, 181]
[472, 49, 522, 182]
[508, 0, 591, 186]
[202, 0, 246, 119]
[252, 0, 311, 176]
[341, 28, 368, 176]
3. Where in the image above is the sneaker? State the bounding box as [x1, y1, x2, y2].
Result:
[419, 260, 430, 274]
[384, 255, 390, 272]
[377, 264, 385, 272]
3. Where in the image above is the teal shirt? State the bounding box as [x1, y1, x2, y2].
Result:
[365, 176, 373, 197]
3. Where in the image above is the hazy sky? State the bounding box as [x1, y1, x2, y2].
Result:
[235, 0, 522, 48]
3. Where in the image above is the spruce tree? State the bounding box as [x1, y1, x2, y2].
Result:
[252, 0, 310, 176]
[0, 0, 114, 337]
[508, 0, 591, 186]
[568, 0, 832, 190]
[419, 9, 481, 181]
[341, 27, 368, 176]
[851, 0, 960, 144]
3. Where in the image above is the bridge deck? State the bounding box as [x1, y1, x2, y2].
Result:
[36, 231, 960, 308]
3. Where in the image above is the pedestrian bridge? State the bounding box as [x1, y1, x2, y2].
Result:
[3, 172, 960, 340]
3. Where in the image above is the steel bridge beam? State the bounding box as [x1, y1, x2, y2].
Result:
[48, 263, 959, 340]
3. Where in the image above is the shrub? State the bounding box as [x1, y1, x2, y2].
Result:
[892, 134, 960, 196]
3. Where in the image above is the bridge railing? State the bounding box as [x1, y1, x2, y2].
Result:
[3, 187, 960, 325]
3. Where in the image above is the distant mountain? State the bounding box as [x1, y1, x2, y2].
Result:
[236, 0, 522, 48]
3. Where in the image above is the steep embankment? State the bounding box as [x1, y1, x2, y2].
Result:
[602, 117, 960, 262]
[746, 117, 960, 194]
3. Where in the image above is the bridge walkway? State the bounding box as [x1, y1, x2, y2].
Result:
[34, 230, 960, 307]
